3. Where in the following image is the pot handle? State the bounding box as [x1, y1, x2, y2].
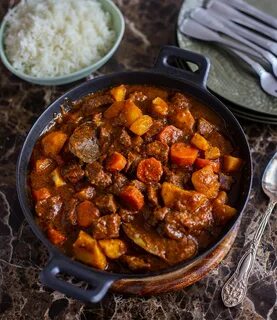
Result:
[154, 46, 210, 87]
[40, 256, 119, 303]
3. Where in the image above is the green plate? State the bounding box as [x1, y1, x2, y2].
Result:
[177, 0, 277, 116]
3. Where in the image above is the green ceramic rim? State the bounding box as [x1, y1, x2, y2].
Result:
[0, 0, 125, 85]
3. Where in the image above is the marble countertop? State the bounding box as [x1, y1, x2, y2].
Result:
[0, 0, 276, 319]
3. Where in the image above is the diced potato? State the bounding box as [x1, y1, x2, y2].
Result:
[152, 97, 168, 116]
[120, 100, 143, 126]
[51, 168, 66, 187]
[172, 109, 195, 131]
[98, 239, 127, 259]
[110, 85, 127, 101]
[76, 201, 100, 227]
[161, 182, 208, 212]
[195, 158, 220, 173]
[35, 158, 54, 173]
[205, 146, 220, 160]
[73, 231, 107, 270]
[119, 185, 144, 211]
[129, 115, 153, 136]
[191, 133, 209, 151]
[104, 101, 125, 119]
[41, 131, 68, 156]
[170, 143, 198, 166]
[215, 191, 228, 204]
[223, 155, 243, 172]
[191, 165, 220, 199]
[106, 152, 127, 172]
[47, 228, 66, 245]
[33, 188, 51, 201]
[213, 201, 237, 224]
[121, 255, 151, 271]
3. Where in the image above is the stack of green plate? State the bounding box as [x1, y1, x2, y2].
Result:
[176, 0, 277, 124]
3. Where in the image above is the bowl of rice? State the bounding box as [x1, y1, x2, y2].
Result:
[0, 0, 125, 85]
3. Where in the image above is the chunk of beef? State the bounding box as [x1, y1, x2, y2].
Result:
[130, 179, 146, 192]
[81, 94, 113, 116]
[119, 208, 137, 222]
[95, 194, 117, 214]
[219, 173, 234, 191]
[69, 122, 100, 163]
[75, 185, 95, 201]
[143, 120, 165, 142]
[145, 207, 169, 226]
[35, 195, 63, 220]
[147, 184, 160, 207]
[61, 163, 84, 184]
[125, 152, 142, 174]
[128, 91, 148, 102]
[164, 167, 192, 188]
[146, 141, 169, 163]
[121, 255, 151, 271]
[207, 131, 233, 155]
[92, 214, 121, 239]
[197, 117, 215, 138]
[91, 112, 103, 127]
[171, 92, 191, 110]
[119, 128, 132, 147]
[86, 162, 112, 188]
[66, 198, 79, 225]
[108, 173, 128, 195]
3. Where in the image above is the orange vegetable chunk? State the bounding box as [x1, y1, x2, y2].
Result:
[99, 239, 127, 259]
[110, 85, 127, 101]
[195, 158, 220, 173]
[213, 200, 237, 224]
[42, 131, 68, 156]
[152, 97, 168, 116]
[129, 115, 153, 136]
[51, 168, 66, 187]
[35, 158, 54, 173]
[73, 231, 107, 270]
[106, 152, 127, 172]
[137, 157, 163, 183]
[119, 185, 144, 211]
[104, 101, 125, 119]
[205, 146, 221, 159]
[173, 109, 195, 131]
[191, 165, 220, 199]
[48, 228, 66, 245]
[157, 125, 183, 145]
[170, 143, 198, 166]
[76, 200, 100, 227]
[223, 155, 243, 172]
[191, 133, 209, 151]
[120, 100, 143, 126]
[33, 188, 51, 201]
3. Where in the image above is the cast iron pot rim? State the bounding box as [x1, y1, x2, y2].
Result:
[16, 69, 252, 281]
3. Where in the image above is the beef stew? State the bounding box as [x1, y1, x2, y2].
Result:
[28, 84, 243, 273]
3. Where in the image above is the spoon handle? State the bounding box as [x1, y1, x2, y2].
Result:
[221, 200, 276, 307]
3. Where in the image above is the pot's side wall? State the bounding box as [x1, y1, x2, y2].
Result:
[111, 220, 240, 295]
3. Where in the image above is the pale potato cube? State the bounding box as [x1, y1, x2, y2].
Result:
[99, 239, 127, 259]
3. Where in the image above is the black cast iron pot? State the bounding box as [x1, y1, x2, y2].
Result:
[16, 46, 252, 303]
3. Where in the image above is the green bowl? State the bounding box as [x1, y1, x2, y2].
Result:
[0, 0, 125, 86]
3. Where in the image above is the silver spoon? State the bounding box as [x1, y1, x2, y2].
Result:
[222, 152, 277, 307]
[178, 19, 277, 97]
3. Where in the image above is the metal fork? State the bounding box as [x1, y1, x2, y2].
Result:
[178, 19, 277, 97]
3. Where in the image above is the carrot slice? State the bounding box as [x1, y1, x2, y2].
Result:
[76, 200, 100, 227]
[47, 228, 66, 245]
[170, 143, 198, 166]
[33, 188, 51, 201]
[106, 152, 127, 172]
[119, 186, 144, 211]
[137, 157, 163, 183]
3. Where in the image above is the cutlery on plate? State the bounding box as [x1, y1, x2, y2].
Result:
[222, 152, 277, 307]
[178, 18, 265, 64]
[221, 0, 277, 29]
[191, 8, 277, 77]
[206, 7, 277, 56]
[178, 19, 277, 97]
[206, 1, 277, 41]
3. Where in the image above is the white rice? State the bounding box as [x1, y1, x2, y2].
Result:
[4, 0, 116, 77]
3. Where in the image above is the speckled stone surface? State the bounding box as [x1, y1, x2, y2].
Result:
[0, 0, 276, 319]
